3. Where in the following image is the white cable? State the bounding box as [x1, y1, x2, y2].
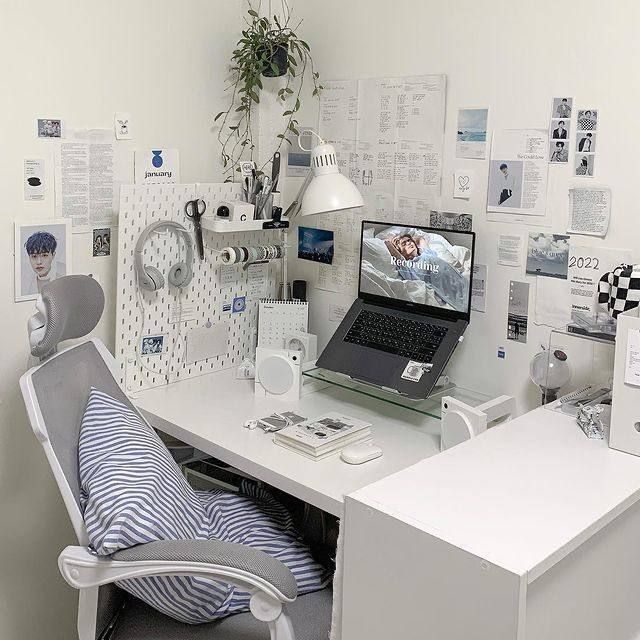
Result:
[134, 282, 169, 387]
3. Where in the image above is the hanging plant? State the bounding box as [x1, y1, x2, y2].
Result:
[214, 2, 323, 181]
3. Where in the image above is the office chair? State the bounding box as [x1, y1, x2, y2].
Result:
[20, 276, 332, 640]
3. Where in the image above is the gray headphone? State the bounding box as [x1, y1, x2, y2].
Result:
[134, 220, 194, 291]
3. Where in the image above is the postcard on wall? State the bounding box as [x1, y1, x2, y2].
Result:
[569, 246, 632, 316]
[37, 118, 63, 138]
[456, 108, 488, 159]
[487, 129, 548, 217]
[92, 228, 111, 257]
[567, 187, 611, 237]
[497, 234, 523, 267]
[287, 128, 312, 178]
[453, 169, 476, 199]
[298, 227, 335, 265]
[134, 149, 179, 184]
[24, 159, 45, 201]
[429, 210, 473, 231]
[507, 281, 529, 343]
[526, 233, 570, 280]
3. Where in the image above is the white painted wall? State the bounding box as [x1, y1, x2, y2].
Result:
[287, 0, 640, 413]
[0, 1, 240, 637]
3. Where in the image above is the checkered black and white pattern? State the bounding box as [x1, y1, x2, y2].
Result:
[598, 264, 640, 318]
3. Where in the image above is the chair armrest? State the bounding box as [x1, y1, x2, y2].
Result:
[58, 543, 296, 603]
[113, 540, 297, 600]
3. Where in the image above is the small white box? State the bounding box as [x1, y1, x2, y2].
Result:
[285, 331, 317, 363]
[217, 200, 255, 223]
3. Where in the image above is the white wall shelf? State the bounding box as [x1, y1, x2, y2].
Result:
[200, 217, 289, 233]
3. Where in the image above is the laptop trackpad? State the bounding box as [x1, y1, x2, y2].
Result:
[353, 350, 403, 386]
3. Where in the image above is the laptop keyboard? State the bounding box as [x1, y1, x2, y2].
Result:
[343, 310, 448, 363]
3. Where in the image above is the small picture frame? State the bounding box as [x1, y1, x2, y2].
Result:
[140, 334, 165, 356]
[15, 219, 72, 302]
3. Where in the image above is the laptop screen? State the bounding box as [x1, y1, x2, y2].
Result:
[358, 221, 475, 318]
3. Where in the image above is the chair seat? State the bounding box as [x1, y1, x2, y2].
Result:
[110, 588, 333, 640]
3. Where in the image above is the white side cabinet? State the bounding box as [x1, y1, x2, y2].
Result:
[341, 408, 640, 640]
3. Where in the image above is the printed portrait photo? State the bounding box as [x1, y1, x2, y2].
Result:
[577, 110, 598, 131]
[552, 97, 573, 119]
[15, 220, 71, 302]
[550, 119, 569, 140]
[549, 140, 569, 163]
[575, 154, 595, 177]
[576, 131, 596, 153]
[488, 160, 524, 208]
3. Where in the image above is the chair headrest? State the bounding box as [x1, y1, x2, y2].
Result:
[29, 275, 105, 359]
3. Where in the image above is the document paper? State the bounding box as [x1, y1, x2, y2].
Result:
[568, 187, 611, 237]
[54, 129, 116, 231]
[487, 129, 549, 218]
[625, 329, 640, 387]
[316, 75, 446, 294]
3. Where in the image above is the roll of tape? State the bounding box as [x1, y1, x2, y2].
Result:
[221, 247, 237, 264]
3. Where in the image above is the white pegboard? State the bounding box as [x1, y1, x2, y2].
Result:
[115, 183, 282, 394]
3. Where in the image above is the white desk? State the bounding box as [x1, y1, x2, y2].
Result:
[341, 407, 640, 640]
[134, 368, 442, 516]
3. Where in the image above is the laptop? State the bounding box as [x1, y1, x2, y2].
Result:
[317, 221, 475, 400]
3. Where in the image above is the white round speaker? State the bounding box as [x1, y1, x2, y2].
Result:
[257, 352, 300, 396]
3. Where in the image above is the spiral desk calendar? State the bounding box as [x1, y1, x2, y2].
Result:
[258, 300, 309, 349]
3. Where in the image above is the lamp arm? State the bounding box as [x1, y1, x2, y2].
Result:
[283, 169, 313, 220]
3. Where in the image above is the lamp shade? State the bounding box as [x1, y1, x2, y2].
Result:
[300, 142, 364, 216]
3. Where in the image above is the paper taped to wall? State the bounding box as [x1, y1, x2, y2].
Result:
[487, 129, 549, 218]
[497, 234, 523, 267]
[471, 264, 487, 313]
[568, 187, 611, 237]
[54, 129, 116, 231]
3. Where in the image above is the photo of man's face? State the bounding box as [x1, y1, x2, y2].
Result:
[396, 234, 418, 259]
[29, 250, 54, 277]
[25, 231, 57, 279]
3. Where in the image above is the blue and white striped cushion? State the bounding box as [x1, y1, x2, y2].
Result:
[79, 388, 329, 624]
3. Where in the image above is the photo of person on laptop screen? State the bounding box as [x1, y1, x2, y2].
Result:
[361, 224, 472, 313]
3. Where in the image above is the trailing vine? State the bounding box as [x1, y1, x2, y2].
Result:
[214, 1, 323, 180]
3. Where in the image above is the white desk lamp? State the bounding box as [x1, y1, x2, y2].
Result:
[281, 131, 363, 298]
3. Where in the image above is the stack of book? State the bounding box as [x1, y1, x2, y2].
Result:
[274, 412, 372, 460]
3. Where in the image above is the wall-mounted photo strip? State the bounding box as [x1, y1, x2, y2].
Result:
[574, 108, 598, 177]
[548, 97, 573, 163]
[15, 220, 72, 302]
[507, 281, 530, 344]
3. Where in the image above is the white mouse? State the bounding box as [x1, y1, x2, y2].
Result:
[341, 442, 383, 465]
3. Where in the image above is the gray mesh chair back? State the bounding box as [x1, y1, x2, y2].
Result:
[25, 340, 134, 639]
[30, 341, 137, 520]
[31, 275, 105, 359]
